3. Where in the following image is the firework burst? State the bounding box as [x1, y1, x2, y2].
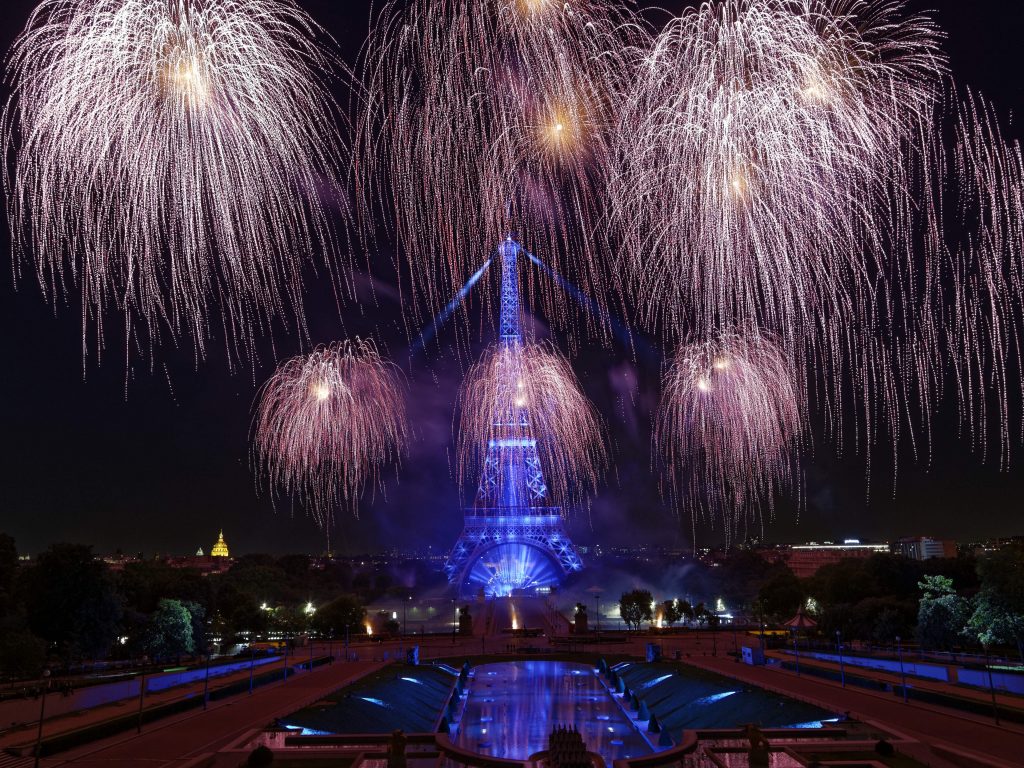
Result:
[355, 0, 642, 336]
[253, 341, 407, 527]
[610, 0, 945, 343]
[942, 92, 1024, 467]
[4, 0, 347, 361]
[656, 331, 804, 541]
[457, 340, 606, 512]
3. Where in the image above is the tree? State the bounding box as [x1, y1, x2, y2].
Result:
[21, 543, 122, 661]
[0, 533, 19, 618]
[848, 597, 916, 644]
[277, 554, 311, 580]
[965, 547, 1024, 659]
[661, 600, 682, 627]
[678, 600, 695, 624]
[757, 570, 804, 621]
[0, 628, 46, 679]
[916, 575, 969, 651]
[694, 602, 708, 627]
[618, 589, 654, 630]
[311, 594, 365, 637]
[144, 599, 195, 660]
[966, 595, 1024, 658]
[181, 600, 208, 655]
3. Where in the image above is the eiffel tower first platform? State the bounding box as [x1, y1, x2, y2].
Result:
[444, 236, 583, 598]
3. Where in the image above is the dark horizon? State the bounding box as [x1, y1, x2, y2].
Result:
[2, 0, 1024, 559]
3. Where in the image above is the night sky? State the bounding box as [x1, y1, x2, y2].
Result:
[1, 0, 1022, 558]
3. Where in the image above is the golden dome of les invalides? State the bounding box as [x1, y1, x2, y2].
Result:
[210, 529, 230, 558]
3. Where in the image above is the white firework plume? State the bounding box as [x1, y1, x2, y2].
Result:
[355, 0, 643, 337]
[610, 0, 945, 342]
[4, 0, 348, 361]
[942, 92, 1024, 468]
[656, 331, 804, 542]
[253, 340, 407, 528]
[457, 340, 607, 512]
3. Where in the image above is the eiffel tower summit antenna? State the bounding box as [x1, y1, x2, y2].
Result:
[444, 235, 583, 597]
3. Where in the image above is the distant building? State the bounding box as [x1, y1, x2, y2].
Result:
[97, 553, 141, 572]
[162, 531, 234, 575]
[784, 540, 889, 578]
[211, 530, 230, 558]
[895, 536, 956, 561]
[959, 536, 1024, 557]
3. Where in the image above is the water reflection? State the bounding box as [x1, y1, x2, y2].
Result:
[455, 661, 651, 762]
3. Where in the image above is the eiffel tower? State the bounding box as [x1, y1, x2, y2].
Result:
[445, 236, 583, 597]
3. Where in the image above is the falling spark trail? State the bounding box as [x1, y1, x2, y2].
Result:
[458, 340, 607, 513]
[253, 340, 407, 529]
[656, 331, 804, 543]
[4, 0, 349, 363]
[355, 0, 644, 341]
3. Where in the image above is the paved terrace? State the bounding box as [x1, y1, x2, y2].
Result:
[4, 627, 1023, 767]
[30, 655, 384, 768]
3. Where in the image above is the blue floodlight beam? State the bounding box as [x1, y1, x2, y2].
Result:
[411, 258, 493, 356]
[523, 250, 659, 364]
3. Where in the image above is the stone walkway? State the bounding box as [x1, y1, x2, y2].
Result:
[38, 658, 384, 767]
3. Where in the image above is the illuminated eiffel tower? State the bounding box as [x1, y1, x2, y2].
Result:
[444, 236, 583, 597]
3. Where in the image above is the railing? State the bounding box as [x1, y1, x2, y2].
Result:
[612, 732, 699, 768]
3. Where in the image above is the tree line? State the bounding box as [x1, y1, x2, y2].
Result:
[612, 545, 1024, 659]
[0, 534, 443, 681]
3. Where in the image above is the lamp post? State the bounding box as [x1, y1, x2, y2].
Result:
[202, 652, 212, 710]
[32, 668, 50, 768]
[836, 630, 846, 688]
[984, 644, 1001, 725]
[758, 600, 766, 653]
[249, 643, 255, 695]
[401, 596, 411, 661]
[136, 656, 148, 735]
[452, 600, 458, 646]
[896, 636, 907, 703]
[792, 630, 800, 677]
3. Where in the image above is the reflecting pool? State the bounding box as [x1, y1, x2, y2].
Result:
[455, 661, 651, 763]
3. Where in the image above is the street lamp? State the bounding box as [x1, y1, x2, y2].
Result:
[983, 644, 1001, 725]
[202, 652, 212, 710]
[452, 599, 458, 646]
[896, 636, 907, 703]
[249, 643, 256, 695]
[758, 600, 766, 653]
[136, 656, 148, 735]
[836, 630, 846, 688]
[32, 668, 50, 768]
[792, 630, 800, 677]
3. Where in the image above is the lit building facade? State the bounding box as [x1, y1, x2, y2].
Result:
[895, 536, 957, 561]
[211, 529, 230, 558]
[784, 540, 890, 578]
